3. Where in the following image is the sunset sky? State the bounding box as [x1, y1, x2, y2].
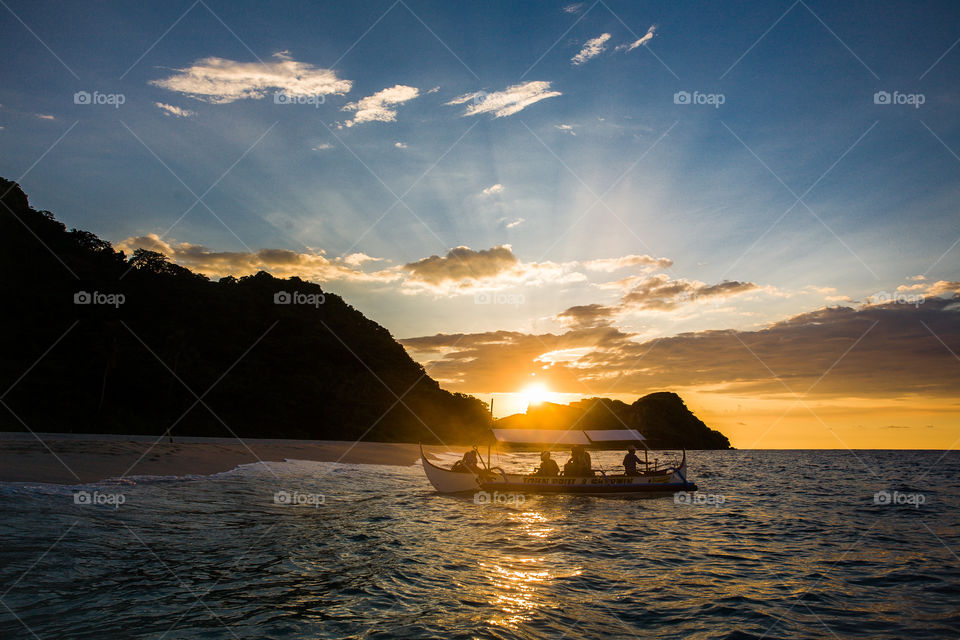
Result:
[1, 0, 958, 448]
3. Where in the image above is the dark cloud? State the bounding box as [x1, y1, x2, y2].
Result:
[556, 303, 616, 329]
[403, 297, 960, 399]
[403, 245, 517, 285]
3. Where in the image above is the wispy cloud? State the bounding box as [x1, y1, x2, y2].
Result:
[582, 255, 673, 273]
[506, 218, 525, 229]
[482, 183, 504, 196]
[151, 53, 352, 104]
[312, 143, 333, 151]
[563, 3, 585, 13]
[394, 141, 408, 149]
[555, 123, 576, 135]
[342, 84, 419, 127]
[447, 81, 561, 118]
[616, 25, 657, 52]
[35, 114, 55, 120]
[572, 33, 611, 65]
[154, 102, 196, 118]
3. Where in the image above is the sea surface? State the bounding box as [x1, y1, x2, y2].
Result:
[1, 450, 958, 639]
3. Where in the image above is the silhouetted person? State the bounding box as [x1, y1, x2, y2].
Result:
[534, 451, 559, 477]
[453, 446, 481, 473]
[564, 445, 593, 476]
[623, 446, 643, 476]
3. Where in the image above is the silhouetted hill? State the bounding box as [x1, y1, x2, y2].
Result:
[0, 178, 491, 443]
[497, 394, 733, 449]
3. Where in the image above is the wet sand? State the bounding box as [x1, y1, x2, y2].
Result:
[0, 433, 460, 484]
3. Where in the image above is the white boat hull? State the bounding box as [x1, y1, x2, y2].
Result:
[420, 446, 696, 496]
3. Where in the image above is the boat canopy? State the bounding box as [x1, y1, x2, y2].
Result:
[491, 428, 645, 450]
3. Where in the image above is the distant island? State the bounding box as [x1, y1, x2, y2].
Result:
[497, 395, 732, 449]
[0, 178, 732, 449]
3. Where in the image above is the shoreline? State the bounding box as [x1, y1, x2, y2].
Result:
[0, 433, 466, 484]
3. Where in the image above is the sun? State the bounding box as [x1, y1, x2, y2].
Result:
[521, 383, 551, 407]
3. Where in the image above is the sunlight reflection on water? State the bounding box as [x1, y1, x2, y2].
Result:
[0, 451, 958, 639]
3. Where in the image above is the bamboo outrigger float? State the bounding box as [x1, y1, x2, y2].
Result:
[420, 428, 698, 497]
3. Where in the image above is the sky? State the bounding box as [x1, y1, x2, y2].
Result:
[1, 0, 959, 448]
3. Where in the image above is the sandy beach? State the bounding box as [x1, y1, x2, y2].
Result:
[0, 433, 460, 484]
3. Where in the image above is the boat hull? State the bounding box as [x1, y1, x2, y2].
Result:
[420, 447, 481, 493]
[420, 446, 697, 496]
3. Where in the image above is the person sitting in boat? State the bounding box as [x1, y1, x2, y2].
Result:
[533, 451, 559, 477]
[622, 446, 643, 476]
[452, 446, 481, 473]
[564, 445, 593, 476]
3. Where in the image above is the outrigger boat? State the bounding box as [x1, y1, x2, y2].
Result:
[421, 428, 697, 497]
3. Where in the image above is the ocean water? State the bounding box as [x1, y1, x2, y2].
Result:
[0, 450, 957, 639]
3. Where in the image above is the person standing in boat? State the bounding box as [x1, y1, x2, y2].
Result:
[622, 446, 643, 476]
[534, 451, 559, 477]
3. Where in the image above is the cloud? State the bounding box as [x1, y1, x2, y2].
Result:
[401, 245, 585, 294]
[581, 254, 673, 273]
[908, 275, 926, 281]
[617, 274, 758, 311]
[554, 273, 760, 327]
[312, 143, 333, 151]
[572, 33, 611, 65]
[35, 114, 55, 120]
[155, 102, 196, 118]
[556, 303, 617, 329]
[150, 54, 352, 104]
[401, 297, 960, 399]
[616, 25, 656, 52]
[342, 84, 419, 127]
[117, 234, 399, 283]
[482, 183, 504, 196]
[555, 124, 576, 135]
[506, 218, 525, 229]
[394, 141, 408, 149]
[447, 81, 561, 118]
[563, 3, 585, 13]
